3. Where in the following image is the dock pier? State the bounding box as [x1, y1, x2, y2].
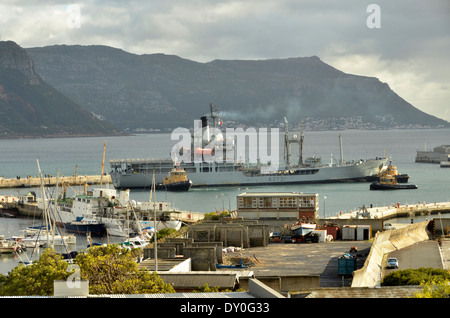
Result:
[0, 175, 112, 189]
[332, 201, 450, 220]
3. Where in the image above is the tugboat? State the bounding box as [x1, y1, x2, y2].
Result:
[370, 159, 417, 190]
[369, 161, 410, 183]
[157, 167, 192, 191]
[370, 175, 418, 190]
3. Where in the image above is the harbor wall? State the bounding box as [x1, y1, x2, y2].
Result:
[0, 175, 112, 188]
[351, 221, 432, 288]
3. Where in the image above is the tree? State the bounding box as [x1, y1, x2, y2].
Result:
[382, 267, 450, 286]
[413, 279, 450, 298]
[0, 245, 175, 296]
[0, 249, 70, 296]
[75, 244, 175, 294]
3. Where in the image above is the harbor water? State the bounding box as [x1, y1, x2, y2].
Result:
[1, 128, 449, 274]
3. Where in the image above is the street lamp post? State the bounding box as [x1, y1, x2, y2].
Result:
[221, 193, 231, 211]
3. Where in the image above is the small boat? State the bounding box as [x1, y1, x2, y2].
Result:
[20, 227, 76, 246]
[0, 236, 23, 253]
[120, 232, 153, 250]
[157, 167, 192, 191]
[440, 155, 450, 168]
[0, 204, 18, 218]
[370, 176, 418, 190]
[290, 222, 317, 236]
[10, 235, 44, 248]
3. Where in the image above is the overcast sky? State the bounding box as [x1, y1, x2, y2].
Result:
[1, 0, 449, 121]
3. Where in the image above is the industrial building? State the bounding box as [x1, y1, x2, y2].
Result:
[236, 192, 319, 221]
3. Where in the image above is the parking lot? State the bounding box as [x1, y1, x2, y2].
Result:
[222, 241, 373, 287]
[384, 240, 445, 277]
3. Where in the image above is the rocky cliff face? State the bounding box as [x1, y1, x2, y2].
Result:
[0, 41, 40, 85]
[0, 41, 120, 138]
[26, 44, 450, 131]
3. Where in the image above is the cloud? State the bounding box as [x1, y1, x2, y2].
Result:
[0, 0, 449, 121]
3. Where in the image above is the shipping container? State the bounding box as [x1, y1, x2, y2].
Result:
[342, 225, 372, 241]
[341, 225, 356, 240]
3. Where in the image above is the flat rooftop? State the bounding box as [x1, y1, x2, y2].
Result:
[238, 192, 318, 197]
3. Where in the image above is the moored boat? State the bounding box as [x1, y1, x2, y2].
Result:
[64, 216, 107, 236]
[10, 235, 44, 248]
[0, 204, 18, 218]
[120, 231, 153, 250]
[0, 235, 23, 253]
[440, 155, 450, 168]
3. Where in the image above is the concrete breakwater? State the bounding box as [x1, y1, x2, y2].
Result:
[332, 201, 450, 220]
[0, 175, 112, 188]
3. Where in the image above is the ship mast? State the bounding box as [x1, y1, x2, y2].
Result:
[209, 101, 219, 129]
[284, 117, 304, 168]
[299, 120, 304, 166]
[100, 140, 106, 188]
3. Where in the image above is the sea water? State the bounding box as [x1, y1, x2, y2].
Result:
[0, 128, 449, 273]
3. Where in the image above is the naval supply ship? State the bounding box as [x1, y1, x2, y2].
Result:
[109, 103, 387, 189]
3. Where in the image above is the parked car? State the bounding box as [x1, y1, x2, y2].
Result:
[387, 257, 399, 269]
[384, 223, 396, 230]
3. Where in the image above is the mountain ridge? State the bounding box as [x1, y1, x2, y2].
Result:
[0, 41, 121, 138]
[19, 43, 450, 132]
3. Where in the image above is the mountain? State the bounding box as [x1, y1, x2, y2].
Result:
[0, 41, 121, 138]
[25, 44, 450, 131]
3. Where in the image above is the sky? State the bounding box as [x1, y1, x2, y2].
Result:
[1, 0, 449, 122]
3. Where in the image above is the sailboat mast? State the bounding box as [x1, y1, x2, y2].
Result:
[299, 120, 304, 166]
[152, 172, 158, 271]
[100, 140, 106, 188]
[50, 171, 61, 247]
[36, 159, 50, 248]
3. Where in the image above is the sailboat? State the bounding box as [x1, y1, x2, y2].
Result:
[119, 174, 156, 250]
[32, 160, 77, 249]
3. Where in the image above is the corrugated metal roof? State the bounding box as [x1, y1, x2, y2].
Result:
[238, 192, 318, 197]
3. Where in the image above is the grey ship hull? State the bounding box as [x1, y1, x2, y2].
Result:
[110, 158, 387, 189]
